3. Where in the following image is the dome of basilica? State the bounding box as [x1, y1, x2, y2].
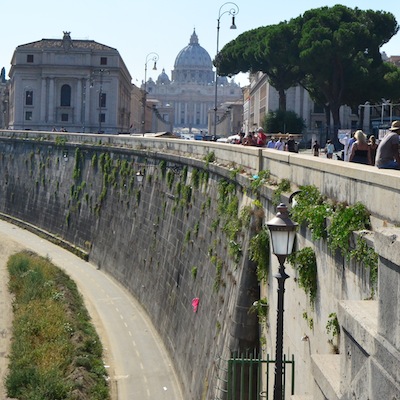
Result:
[157, 68, 171, 85]
[172, 30, 215, 85]
[174, 30, 213, 69]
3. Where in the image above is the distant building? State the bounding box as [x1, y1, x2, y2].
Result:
[144, 30, 243, 136]
[7, 32, 132, 134]
[0, 67, 8, 129]
[245, 53, 400, 143]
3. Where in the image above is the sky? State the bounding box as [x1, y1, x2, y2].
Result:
[1, 1, 400, 87]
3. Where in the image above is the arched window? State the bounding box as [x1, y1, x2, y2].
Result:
[60, 84, 71, 106]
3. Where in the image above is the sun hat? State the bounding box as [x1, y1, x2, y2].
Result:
[257, 127, 264, 132]
[389, 120, 400, 131]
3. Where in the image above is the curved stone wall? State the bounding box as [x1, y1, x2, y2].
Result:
[0, 135, 260, 399]
[0, 131, 399, 399]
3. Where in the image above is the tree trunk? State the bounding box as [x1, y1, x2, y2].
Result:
[330, 104, 342, 146]
[278, 89, 286, 112]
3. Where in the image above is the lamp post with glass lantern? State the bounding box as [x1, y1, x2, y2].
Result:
[141, 52, 159, 136]
[213, 2, 239, 138]
[267, 203, 298, 400]
[136, 170, 144, 184]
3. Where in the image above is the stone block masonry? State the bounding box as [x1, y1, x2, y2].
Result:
[0, 130, 399, 399]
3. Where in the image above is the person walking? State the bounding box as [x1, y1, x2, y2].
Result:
[285, 135, 297, 152]
[267, 136, 276, 148]
[375, 120, 400, 169]
[349, 130, 372, 165]
[368, 135, 378, 166]
[242, 132, 256, 146]
[312, 140, 320, 156]
[274, 137, 285, 151]
[346, 132, 356, 160]
[325, 140, 335, 159]
[256, 127, 267, 147]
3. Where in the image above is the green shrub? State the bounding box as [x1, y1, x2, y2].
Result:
[328, 202, 370, 257]
[288, 247, 318, 306]
[6, 251, 110, 399]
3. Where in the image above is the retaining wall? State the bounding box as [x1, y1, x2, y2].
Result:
[0, 130, 399, 399]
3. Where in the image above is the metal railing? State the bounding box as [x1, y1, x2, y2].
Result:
[215, 352, 295, 400]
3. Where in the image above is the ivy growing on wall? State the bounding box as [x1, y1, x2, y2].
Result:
[287, 247, 318, 306]
[327, 202, 370, 257]
[72, 147, 83, 181]
[290, 185, 331, 240]
[290, 184, 378, 288]
[350, 236, 378, 288]
[272, 178, 291, 206]
[249, 224, 270, 283]
[203, 151, 215, 167]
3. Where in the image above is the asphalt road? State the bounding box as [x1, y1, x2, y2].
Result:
[0, 220, 183, 400]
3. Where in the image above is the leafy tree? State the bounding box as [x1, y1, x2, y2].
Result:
[216, 5, 399, 139]
[216, 22, 303, 111]
[263, 110, 305, 134]
[296, 5, 399, 137]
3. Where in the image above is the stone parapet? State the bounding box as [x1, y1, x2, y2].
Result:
[0, 131, 399, 399]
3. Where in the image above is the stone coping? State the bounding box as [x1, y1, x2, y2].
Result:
[1, 129, 400, 224]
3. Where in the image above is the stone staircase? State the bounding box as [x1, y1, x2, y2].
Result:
[296, 228, 400, 400]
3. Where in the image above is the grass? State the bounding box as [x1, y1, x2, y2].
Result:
[6, 250, 110, 400]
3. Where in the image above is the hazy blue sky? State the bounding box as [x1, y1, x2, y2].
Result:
[1, 1, 399, 87]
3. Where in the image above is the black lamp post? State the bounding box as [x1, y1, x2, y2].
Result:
[91, 68, 110, 133]
[213, 2, 238, 138]
[141, 52, 159, 136]
[267, 203, 298, 400]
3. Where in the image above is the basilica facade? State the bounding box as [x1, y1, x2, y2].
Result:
[144, 30, 243, 136]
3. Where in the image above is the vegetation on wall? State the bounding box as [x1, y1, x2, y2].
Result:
[250, 170, 271, 192]
[326, 312, 340, 353]
[55, 136, 67, 146]
[327, 202, 370, 257]
[159, 160, 167, 177]
[291, 185, 377, 286]
[302, 311, 314, 331]
[290, 185, 331, 240]
[249, 224, 270, 283]
[203, 151, 215, 167]
[350, 236, 378, 288]
[249, 297, 269, 323]
[72, 147, 83, 181]
[287, 247, 318, 306]
[272, 178, 291, 206]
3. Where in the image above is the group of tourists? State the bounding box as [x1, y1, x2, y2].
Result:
[311, 139, 335, 158]
[239, 127, 298, 152]
[311, 120, 400, 170]
[232, 120, 400, 171]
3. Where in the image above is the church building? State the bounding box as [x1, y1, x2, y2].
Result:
[7, 32, 132, 134]
[144, 30, 243, 136]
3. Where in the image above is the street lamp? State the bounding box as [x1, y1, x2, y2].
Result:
[136, 170, 144, 184]
[357, 101, 370, 131]
[213, 2, 239, 138]
[142, 52, 159, 136]
[91, 69, 110, 133]
[267, 203, 298, 400]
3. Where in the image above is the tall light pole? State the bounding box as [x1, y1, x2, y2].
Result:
[91, 68, 109, 133]
[267, 203, 298, 400]
[213, 2, 239, 138]
[142, 52, 159, 136]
